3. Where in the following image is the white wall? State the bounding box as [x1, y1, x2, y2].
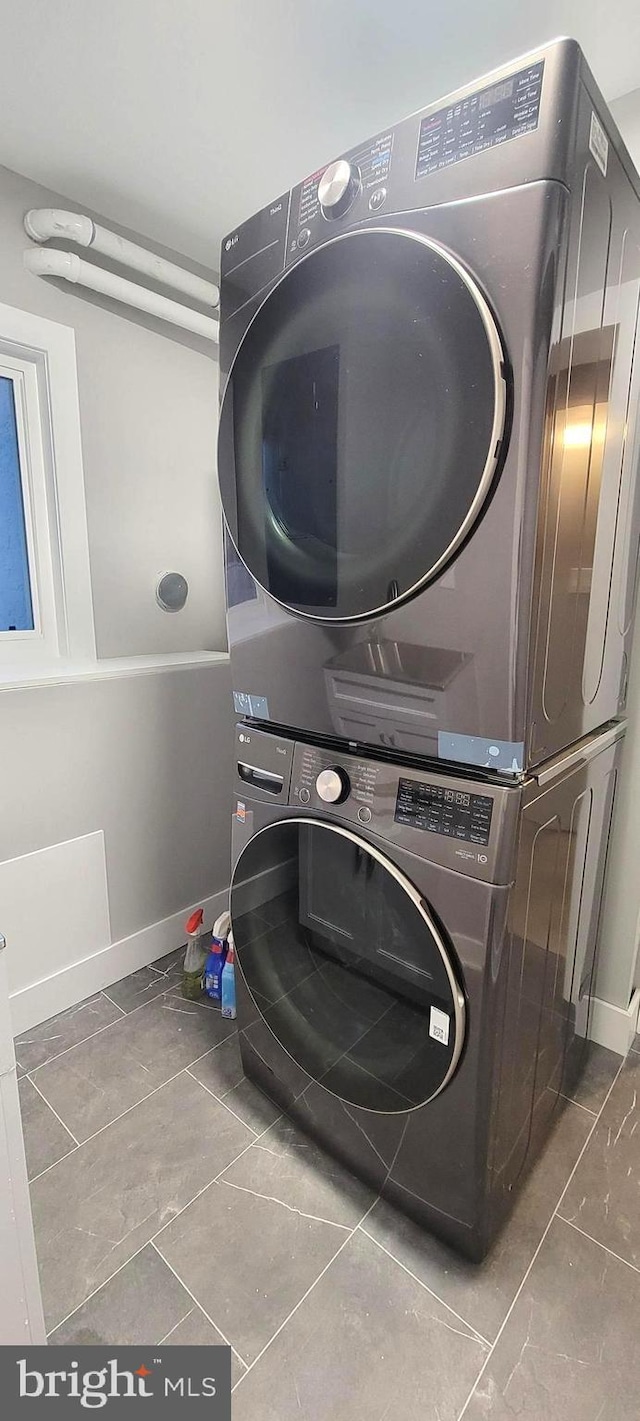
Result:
[612, 88, 640, 171]
[0, 164, 233, 1031]
[1, 664, 234, 1032]
[0, 164, 225, 659]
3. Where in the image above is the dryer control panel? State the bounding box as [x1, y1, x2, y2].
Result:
[219, 38, 565, 374]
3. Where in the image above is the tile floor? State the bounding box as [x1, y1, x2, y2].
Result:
[14, 952, 640, 1420]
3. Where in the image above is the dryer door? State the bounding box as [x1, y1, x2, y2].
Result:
[218, 227, 507, 621]
[230, 818, 466, 1112]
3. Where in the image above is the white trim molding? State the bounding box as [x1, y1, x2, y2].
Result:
[589, 987, 640, 1056]
[9, 887, 230, 1036]
[0, 648, 228, 692]
[0, 300, 95, 669]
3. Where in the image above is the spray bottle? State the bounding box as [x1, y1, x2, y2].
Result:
[203, 911, 231, 1003]
[182, 908, 207, 999]
[221, 931, 236, 1020]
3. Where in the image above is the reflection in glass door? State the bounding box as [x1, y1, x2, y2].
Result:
[219, 228, 507, 620]
[231, 819, 465, 1113]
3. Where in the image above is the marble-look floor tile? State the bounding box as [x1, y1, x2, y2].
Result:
[241, 1114, 375, 1228]
[156, 1149, 353, 1364]
[30, 1071, 252, 1331]
[31, 991, 235, 1141]
[149, 946, 185, 981]
[232, 1228, 487, 1420]
[48, 1244, 193, 1345]
[103, 966, 172, 1014]
[564, 1042, 621, 1113]
[18, 1076, 76, 1180]
[14, 993, 122, 1074]
[160, 1302, 246, 1384]
[218, 1077, 281, 1133]
[559, 1051, 640, 1268]
[364, 1102, 591, 1341]
[463, 1217, 640, 1420]
[188, 1034, 244, 1097]
[189, 1036, 281, 1132]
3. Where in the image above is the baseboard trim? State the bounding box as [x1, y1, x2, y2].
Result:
[9, 888, 230, 1036]
[589, 987, 640, 1056]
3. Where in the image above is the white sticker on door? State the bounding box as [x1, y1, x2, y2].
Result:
[429, 1005, 450, 1046]
[589, 111, 609, 177]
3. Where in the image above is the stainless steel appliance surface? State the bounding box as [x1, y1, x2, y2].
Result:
[230, 721, 624, 1260]
[218, 37, 640, 776]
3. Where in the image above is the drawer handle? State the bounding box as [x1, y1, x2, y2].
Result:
[237, 762, 284, 794]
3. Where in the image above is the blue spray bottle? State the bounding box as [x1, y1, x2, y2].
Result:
[203, 911, 229, 1003]
[221, 934, 236, 1020]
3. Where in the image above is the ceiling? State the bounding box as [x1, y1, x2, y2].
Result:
[1, 0, 640, 270]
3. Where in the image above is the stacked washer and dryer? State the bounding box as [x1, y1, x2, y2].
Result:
[216, 38, 640, 1258]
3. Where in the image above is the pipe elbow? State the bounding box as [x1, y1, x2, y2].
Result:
[23, 248, 80, 282]
[24, 208, 94, 248]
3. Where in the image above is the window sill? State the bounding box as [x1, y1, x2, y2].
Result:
[0, 649, 229, 691]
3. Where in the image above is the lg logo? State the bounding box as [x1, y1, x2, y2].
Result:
[224, 233, 239, 252]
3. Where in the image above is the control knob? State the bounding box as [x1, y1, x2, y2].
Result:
[318, 159, 360, 219]
[315, 766, 351, 804]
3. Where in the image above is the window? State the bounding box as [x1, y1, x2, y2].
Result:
[0, 374, 33, 631]
[0, 303, 95, 674]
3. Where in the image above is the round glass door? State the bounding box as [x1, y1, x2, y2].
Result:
[230, 819, 466, 1113]
[218, 227, 507, 621]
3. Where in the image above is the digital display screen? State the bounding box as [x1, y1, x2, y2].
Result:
[444, 789, 471, 806]
[479, 79, 514, 111]
[394, 778, 493, 846]
[416, 60, 544, 181]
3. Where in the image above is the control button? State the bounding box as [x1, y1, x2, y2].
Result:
[318, 159, 359, 219]
[297, 227, 311, 249]
[299, 787, 311, 804]
[368, 186, 387, 211]
[357, 806, 372, 824]
[316, 766, 351, 804]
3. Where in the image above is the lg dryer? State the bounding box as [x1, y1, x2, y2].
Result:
[218, 37, 640, 777]
[229, 720, 623, 1258]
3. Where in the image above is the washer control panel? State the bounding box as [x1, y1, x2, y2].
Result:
[316, 766, 351, 803]
[394, 778, 493, 846]
[236, 726, 518, 884]
[292, 743, 379, 821]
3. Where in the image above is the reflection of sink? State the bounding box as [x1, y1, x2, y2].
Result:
[326, 640, 470, 690]
[324, 640, 476, 756]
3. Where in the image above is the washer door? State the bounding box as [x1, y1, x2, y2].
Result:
[231, 818, 466, 1113]
[218, 227, 507, 621]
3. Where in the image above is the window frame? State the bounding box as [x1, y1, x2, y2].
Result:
[0, 302, 95, 672]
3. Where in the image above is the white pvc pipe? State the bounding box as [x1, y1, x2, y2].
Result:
[23, 247, 219, 343]
[24, 208, 219, 308]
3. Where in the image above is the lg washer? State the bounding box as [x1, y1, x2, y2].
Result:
[229, 721, 623, 1258]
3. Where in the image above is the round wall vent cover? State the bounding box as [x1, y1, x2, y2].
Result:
[156, 571, 188, 612]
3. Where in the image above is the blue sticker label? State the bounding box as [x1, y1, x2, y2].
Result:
[438, 732, 524, 774]
[233, 691, 270, 718]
